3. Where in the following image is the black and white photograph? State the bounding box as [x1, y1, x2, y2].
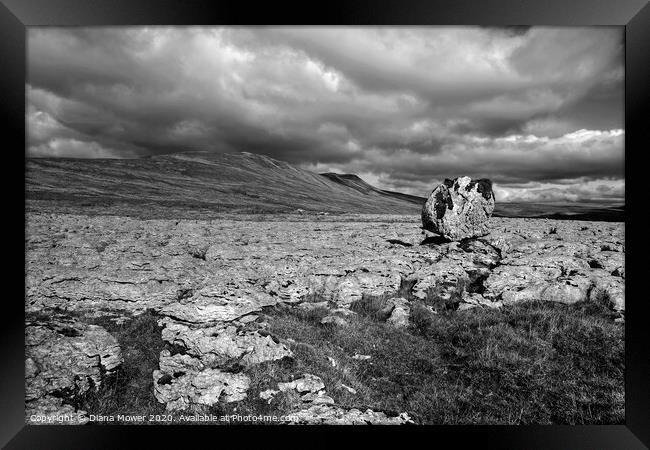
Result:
[24, 25, 626, 426]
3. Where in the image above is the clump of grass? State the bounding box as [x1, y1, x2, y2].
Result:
[94, 240, 111, 253]
[79, 309, 168, 422]
[300, 291, 331, 304]
[187, 243, 209, 260]
[397, 277, 418, 298]
[25, 306, 73, 324]
[349, 275, 466, 321]
[409, 301, 436, 336]
[350, 293, 394, 321]
[589, 288, 614, 310]
[418, 278, 467, 312]
[291, 304, 331, 324]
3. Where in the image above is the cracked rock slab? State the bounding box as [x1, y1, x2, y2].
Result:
[159, 319, 292, 367]
[27, 213, 624, 317]
[25, 316, 122, 423]
[278, 374, 326, 394]
[160, 293, 277, 325]
[289, 405, 414, 425]
[154, 312, 292, 410]
[153, 351, 250, 411]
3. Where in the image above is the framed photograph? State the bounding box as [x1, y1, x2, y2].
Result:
[2, 0, 648, 447]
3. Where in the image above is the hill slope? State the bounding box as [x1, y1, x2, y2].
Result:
[25, 151, 624, 221]
[321, 173, 426, 205]
[26, 151, 422, 217]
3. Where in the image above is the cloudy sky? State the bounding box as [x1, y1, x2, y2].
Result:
[27, 27, 624, 202]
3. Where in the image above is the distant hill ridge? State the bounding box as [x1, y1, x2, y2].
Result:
[26, 151, 624, 221]
[26, 151, 424, 215]
[320, 172, 426, 205]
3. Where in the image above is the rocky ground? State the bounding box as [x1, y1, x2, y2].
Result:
[25, 212, 625, 424]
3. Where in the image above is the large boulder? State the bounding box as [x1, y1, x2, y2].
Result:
[422, 177, 495, 241]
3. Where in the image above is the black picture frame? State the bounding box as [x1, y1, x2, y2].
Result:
[2, 0, 648, 448]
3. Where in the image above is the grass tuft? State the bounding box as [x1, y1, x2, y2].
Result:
[78, 309, 167, 422]
[350, 293, 393, 321]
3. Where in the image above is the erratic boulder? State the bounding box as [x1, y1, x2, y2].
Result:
[422, 176, 495, 241]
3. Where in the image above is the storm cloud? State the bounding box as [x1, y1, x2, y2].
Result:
[26, 26, 624, 202]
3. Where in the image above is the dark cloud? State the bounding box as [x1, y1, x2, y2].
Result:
[26, 26, 624, 202]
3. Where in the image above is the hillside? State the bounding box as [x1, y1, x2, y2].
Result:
[492, 201, 625, 222]
[25, 151, 624, 221]
[25, 151, 421, 217]
[321, 173, 426, 205]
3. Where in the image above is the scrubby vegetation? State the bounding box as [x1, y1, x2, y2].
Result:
[250, 299, 624, 424]
[79, 310, 168, 422]
[74, 298, 623, 425]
